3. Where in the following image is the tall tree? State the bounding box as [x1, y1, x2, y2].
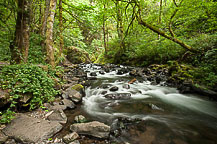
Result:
[10, 0, 30, 63]
[41, 0, 50, 49]
[58, 0, 64, 58]
[45, 0, 57, 67]
[102, 0, 107, 53]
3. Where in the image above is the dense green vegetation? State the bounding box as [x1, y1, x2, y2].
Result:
[0, 64, 62, 123]
[0, 0, 217, 123]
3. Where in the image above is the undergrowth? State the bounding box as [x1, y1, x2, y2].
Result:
[0, 64, 63, 123]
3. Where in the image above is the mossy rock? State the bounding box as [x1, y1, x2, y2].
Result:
[71, 84, 84, 91]
[66, 46, 91, 64]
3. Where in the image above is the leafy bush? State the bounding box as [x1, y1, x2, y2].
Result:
[0, 64, 59, 123]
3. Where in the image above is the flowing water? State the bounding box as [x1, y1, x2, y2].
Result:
[80, 64, 217, 144]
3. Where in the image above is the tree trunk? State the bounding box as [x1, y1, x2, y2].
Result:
[10, 0, 30, 64]
[41, 0, 50, 37]
[103, 3, 107, 54]
[137, 16, 197, 53]
[58, 0, 64, 58]
[114, 0, 125, 63]
[158, 0, 163, 39]
[45, 0, 57, 67]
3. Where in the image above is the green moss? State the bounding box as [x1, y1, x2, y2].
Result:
[71, 84, 84, 91]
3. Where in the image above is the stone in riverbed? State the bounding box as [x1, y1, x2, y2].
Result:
[74, 115, 86, 123]
[123, 84, 130, 89]
[104, 93, 131, 100]
[63, 132, 79, 144]
[99, 70, 105, 75]
[62, 98, 76, 109]
[2, 114, 62, 143]
[90, 72, 97, 76]
[110, 86, 119, 92]
[70, 121, 110, 139]
[64, 87, 83, 103]
[47, 109, 67, 124]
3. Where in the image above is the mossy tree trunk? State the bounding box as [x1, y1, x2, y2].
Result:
[45, 0, 56, 67]
[103, 2, 107, 54]
[41, 0, 50, 50]
[58, 0, 64, 58]
[10, 0, 30, 64]
[135, 0, 197, 53]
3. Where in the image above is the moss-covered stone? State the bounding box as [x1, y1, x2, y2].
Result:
[71, 84, 84, 91]
[66, 46, 91, 64]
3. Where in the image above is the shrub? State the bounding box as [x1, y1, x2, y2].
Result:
[0, 64, 59, 123]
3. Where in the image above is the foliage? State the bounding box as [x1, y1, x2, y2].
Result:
[0, 109, 15, 124]
[0, 64, 59, 123]
[28, 33, 46, 64]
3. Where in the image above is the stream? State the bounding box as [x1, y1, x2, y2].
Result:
[77, 64, 217, 144]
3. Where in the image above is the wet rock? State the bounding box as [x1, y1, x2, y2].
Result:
[101, 84, 112, 89]
[90, 72, 97, 76]
[47, 109, 67, 124]
[63, 132, 79, 144]
[101, 91, 107, 95]
[104, 68, 110, 73]
[62, 82, 78, 90]
[70, 121, 110, 139]
[104, 93, 131, 100]
[64, 87, 82, 103]
[123, 84, 130, 89]
[109, 86, 119, 92]
[2, 114, 62, 143]
[110, 117, 181, 144]
[117, 68, 128, 75]
[99, 70, 105, 75]
[62, 99, 76, 109]
[74, 115, 86, 123]
[177, 81, 193, 94]
[0, 131, 8, 143]
[62, 93, 68, 99]
[129, 68, 143, 77]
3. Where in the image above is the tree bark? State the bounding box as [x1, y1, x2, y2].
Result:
[45, 0, 57, 67]
[10, 0, 30, 63]
[103, 2, 107, 54]
[41, 0, 50, 37]
[158, 0, 163, 39]
[58, 0, 64, 58]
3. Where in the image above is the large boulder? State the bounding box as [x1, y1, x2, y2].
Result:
[70, 121, 110, 139]
[2, 114, 62, 143]
[63, 85, 84, 103]
[66, 46, 91, 64]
